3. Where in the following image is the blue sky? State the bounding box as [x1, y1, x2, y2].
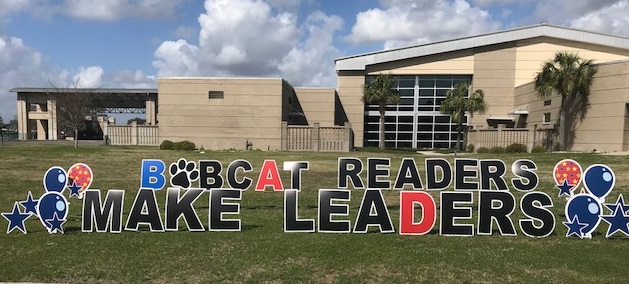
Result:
[1, 0, 628, 120]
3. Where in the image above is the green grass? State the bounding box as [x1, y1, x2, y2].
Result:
[1, 143, 629, 283]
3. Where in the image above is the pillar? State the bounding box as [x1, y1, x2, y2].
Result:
[16, 93, 28, 140]
[47, 98, 57, 140]
[145, 95, 156, 125]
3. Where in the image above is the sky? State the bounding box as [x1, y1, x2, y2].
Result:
[1, 0, 629, 120]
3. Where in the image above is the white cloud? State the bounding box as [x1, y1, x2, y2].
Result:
[0, 34, 48, 120]
[153, 0, 343, 87]
[278, 11, 343, 86]
[534, 0, 618, 25]
[152, 39, 200, 77]
[72, 66, 104, 88]
[569, 1, 629, 37]
[62, 0, 186, 21]
[0, 0, 32, 20]
[347, 0, 501, 49]
[110, 70, 156, 88]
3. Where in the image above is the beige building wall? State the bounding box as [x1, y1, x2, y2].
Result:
[514, 37, 629, 86]
[471, 43, 517, 128]
[515, 61, 629, 152]
[293, 87, 336, 126]
[158, 77, 287, 151]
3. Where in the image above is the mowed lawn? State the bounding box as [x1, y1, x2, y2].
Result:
[1, 143, 629, 283]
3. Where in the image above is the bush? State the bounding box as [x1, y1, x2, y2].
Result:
[476, 147, 489, 153]
[505, 143, 528, 153]
[489, 146, 505, 153]
[159, 140, 175, 150]
[466, 143, 475, 153]
[174, 140, 196, 151]
[531, 145, 547, 153]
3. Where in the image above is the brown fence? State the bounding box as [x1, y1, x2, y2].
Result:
[282, 122, 353, 152]
[106, 122, 159, 146]
[467, 126, 556, 151]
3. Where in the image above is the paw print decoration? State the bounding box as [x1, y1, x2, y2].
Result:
[169, 158, 199, 189]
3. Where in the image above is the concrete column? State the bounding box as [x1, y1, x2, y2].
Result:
[281, 121, 288, 151]
[344, 122, 352, 152]
[145, 96, 156, 125]
[36, 119, 46, 140]
[526, 126, 535, 152]
[47, 98, 57, 140]
[131, 121, 138, 145]
[16, 93, 28, 140]
[312, 123, 320, 151]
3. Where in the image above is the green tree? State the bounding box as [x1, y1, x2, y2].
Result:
[534, 52, 598, 151]
[440, 82, 487, 150]
[362, 74, 400, 150]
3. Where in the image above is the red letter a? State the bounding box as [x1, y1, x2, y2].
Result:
[255, 160, 284, 191]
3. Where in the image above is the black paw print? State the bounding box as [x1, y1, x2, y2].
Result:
[169, 158, 199, 188]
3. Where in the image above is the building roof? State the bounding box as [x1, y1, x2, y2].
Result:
[9, 87, 157, 94]
[335, 23, 629, 71]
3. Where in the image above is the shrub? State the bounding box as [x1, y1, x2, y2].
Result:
[174, 140, 196, 151]
[466, 143, 475, 153]
[489, 146, 505, 153]
[505, 143, 528, 153]
[476, 147, 489, 153]
[531, 145, 547, 153]
[159, 140, 175, 150]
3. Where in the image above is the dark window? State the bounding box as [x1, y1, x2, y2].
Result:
[544, 99, 551, 106]
[543, 113, 551, 124]
[208, 91, 224, 99]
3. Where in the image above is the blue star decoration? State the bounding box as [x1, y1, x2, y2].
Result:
[44, 212, 66, 234]
[604, 194, 629, 214]
[601, 205, 629, 238]
[556, 179, 573, 197]
[68, 180, 82, 198]
[1, 202, 31, 234]
[563, 215, 588, 238]
[19, 191, 38, 215]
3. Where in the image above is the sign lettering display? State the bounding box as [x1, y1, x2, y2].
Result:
[3, 158, 628, 238]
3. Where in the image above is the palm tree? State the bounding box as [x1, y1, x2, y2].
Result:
[362, 74, 400, 150]
[534, 52, 598, 151]
[440, 82, 487, 150]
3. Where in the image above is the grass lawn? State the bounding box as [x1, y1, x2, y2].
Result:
[1, 143, 629, 283]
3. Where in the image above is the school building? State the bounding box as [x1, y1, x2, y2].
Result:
[11, 23, 629, 152]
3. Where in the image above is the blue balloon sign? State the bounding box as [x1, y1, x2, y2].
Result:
[36, 192, 68, 234]
[564, 193, 602, 238]
[583, 164, 615, 202]
[43, 166, 68, 193]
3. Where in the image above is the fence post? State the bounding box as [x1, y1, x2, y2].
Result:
[526, 126, 535, 152]
[131, 121, 138, 145]
[497, 125, 504, 147]
[344, 122, 352, 152]
[281, 121, 288, 151]
[312, 123, 320, 152]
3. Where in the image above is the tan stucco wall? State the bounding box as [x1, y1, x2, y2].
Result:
[515, 37, 629, 86]
[158, 77, 286, 151]
[515, 61, 629, 152]
[293, 87, 336, 126]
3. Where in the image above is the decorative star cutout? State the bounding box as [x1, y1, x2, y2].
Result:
[601, 205, 629, 238]
[19, 191, 38, 215]
[563, 215, 588, 238]
[68, 181, 82, 198]
[1, 202, 31, 234]
[45, 212, 66, 234]
[556, 179, 573, 197]
[604, 194, 629, 214]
